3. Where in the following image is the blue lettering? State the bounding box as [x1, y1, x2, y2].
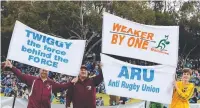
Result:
[27, 40, 31, 45]
[34, 57, 40, 63]
[108, 80, 120, 87]
[42, 35, 47, 43]
[44, 45, 48, 50]
[61, 51, 66, 56]
[55, 41, 64, 48]
[26, 29, 42, 41]
[121, 81, 126, 88]
[65, 42, 72, 49]
[47, 60, 52, 66]
[41, 59, 46, 65]
[44, 45, 66, 56]
[27, 40, 41, 48]
[46, 37, 54, 45]
[33, 33, 43, 41]
[142, 84, 159, 93]
[118, 66, 129, 79]
[28, 55, 34, 61]
[130, 67, 141, 80]
[21, 45, 26, 52]
[63, 59, 68, 63]
[54, 55, 68, 63]
[143, 69, 154, 82]
[27, 48, 32, 53]
[118, 66, 154, 82]
[52, 62, 58, 68]
[28, 55, 58, 68]
[55, 50, 60, 54]
[25, 30, 73, 50]
[108, 80, 112, 86]
[25, 30, 34, 38]
[28, 55, 39, 63]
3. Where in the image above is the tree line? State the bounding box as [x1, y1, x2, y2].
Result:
[1, 1, 200, 59]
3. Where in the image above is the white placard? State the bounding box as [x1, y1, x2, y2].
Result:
[102, 12, 179, 67]
[101, 53, 176, 104]
[7, 21, 86, 76]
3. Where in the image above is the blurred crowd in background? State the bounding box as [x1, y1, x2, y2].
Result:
[1, 55, 200, 106]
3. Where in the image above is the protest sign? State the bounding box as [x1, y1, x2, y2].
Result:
[102, 12, 179, 67]
[7, 21, 86, 76]
[101, 53, 176, 104]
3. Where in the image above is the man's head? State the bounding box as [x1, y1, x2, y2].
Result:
[182, 68, 192, 82]
[79, 65, 88, 79]
[39, 69, 49, 79]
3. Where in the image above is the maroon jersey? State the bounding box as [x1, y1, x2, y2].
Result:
[11, 67, 73, 108]
[66, 69, 103, 108]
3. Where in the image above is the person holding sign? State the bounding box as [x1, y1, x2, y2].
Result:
[169, 68, 194, 108]
[66, 63, 103, 108]
[2, 60, 78, 108]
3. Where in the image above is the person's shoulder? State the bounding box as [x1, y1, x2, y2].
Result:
[24, 74, 38, 79]
[47, 78, 57, 84]
[87, 78, 93, 82]
[176, 81, 182, 85]
[85, 78, 95, 84]
[189, 82, 195, 88]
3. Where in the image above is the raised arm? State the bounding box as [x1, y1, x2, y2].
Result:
[93, 63, 103, 86]
[12, 67, 37, 86]
[175, 82, 194, 101]
[51, 77, 78, 93]
[3, 60, 36, 87]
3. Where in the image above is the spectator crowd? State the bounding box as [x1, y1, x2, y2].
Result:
[1, 55, 200, 106]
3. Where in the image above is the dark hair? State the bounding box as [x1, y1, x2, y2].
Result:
[182, 68, 192, 75]
[80, 65, 87, 70]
